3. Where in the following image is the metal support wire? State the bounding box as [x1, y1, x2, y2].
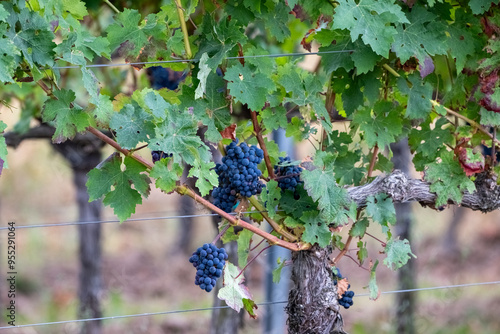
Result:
[0, 281, 498, 330]
[48, 50, 355, 70]
[0, 210, 268, 231]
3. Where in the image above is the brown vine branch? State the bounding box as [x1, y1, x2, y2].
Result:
[367, 145, 379, 178]
[348, 169, 500, 212]
[177, 186, 309, 251]
[365, 232, 386, 247]
[249, 109, 275, 179]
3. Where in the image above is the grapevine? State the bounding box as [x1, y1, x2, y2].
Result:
[1, 0, 500, 332]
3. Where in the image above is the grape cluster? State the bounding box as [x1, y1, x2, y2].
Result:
[338, 289, 355, 309]
[274, 156, 303, 192]
[146, 66, 186, 90]
[212, 141, 265, 212]
[151, 150, 173, 163]
[333, 269, 355, 309]
[189, 243, 228, 292]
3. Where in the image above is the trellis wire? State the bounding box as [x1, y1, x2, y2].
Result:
[0, 210, 270, 231]
[49, 50, 355, 70]
[0, 281, 498, 330]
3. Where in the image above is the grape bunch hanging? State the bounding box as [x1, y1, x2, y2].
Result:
[189, 244, 228, 292]
[212, 141, 265, 212]
[274, 156, 303, 192]
[334, 269, 355, 309]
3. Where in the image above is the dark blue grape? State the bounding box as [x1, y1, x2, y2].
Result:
[147, 66, 186, 90]
[211, 140, 265, 213]
[190, 244, 227, 292]
[151, 150, 173, 163]
[274, 156, 303, 192]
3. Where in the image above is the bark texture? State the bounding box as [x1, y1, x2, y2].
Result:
[286, 246, 346, 334]
[347, 170, 500, 212]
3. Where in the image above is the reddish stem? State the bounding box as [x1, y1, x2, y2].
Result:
[365, 232, 386, 247]
[235, 244, 272, 279]
[249, 109, 275, 179]
[367, 145, 379, 178]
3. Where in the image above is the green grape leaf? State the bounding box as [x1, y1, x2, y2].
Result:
[366, 193, 396, 227]
[109, 102, 155, 149]
[150, 158, 183, 193]
[333, 0, 408, 57]
[397, 74, 433, 120]
[225, 63, 276, 111]
[319, 32, 355, 73]
[0, 23, 20, 83]
[280, 185, 317, 219]
[260, 106, 288, 132]
[468, 0, 500, 14]
[368, 260, 380, 300]
[272, 258, 287, 284]
[353, 101, 404, 148]
[425, 151, 476, 206]
[260, 180, 281, 218]
[5, 7, 56, 67]
[87, 154, 150, 222]
[150, 110, 211, 166]
[218, 263, 255, 314]
[300, 211, 332, 247]
[357, 241, 368, 265]
[349, 217, 369, 238]
[259, 2, 291, 42]
[302, 165, 354, 225]
[408, 117, 453, 170]
[384, 238, 416, 270]
[446, 9, 482, 73]
[286, 116, 316, 140]
[0, 3, 8, 21]
[42, 89, 93, 143]
[392, 6, 447, 65]
[480, 108, 500, 127]
[196, 15, 247, 68]
[107, 9, 166, 59]
[242, 299, 258, 319]
[0, 121, 8, 173]
[91, 94, 114, 128]
[333, 151, 365, 185]
[143, 91, 171, 120]
[180, 73, 231, 143]
[188, 161, 218, 197]
[278, 64, 332, 132]
[237, 229, 254, 268]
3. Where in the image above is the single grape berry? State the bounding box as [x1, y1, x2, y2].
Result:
[189, 243, 228, 292]
[212, 140, 265, 212]
[151, 150, 173, 163]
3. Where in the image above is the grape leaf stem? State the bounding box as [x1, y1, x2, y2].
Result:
[430, 100, 500, 145]
[103, 0, 120, 14]
[365, 232, 386, 247]
[174, 0, 193, 59]
[235, 244, 272, 279]
[249, 109, 275, 179]
[248, 196, 298, 242]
